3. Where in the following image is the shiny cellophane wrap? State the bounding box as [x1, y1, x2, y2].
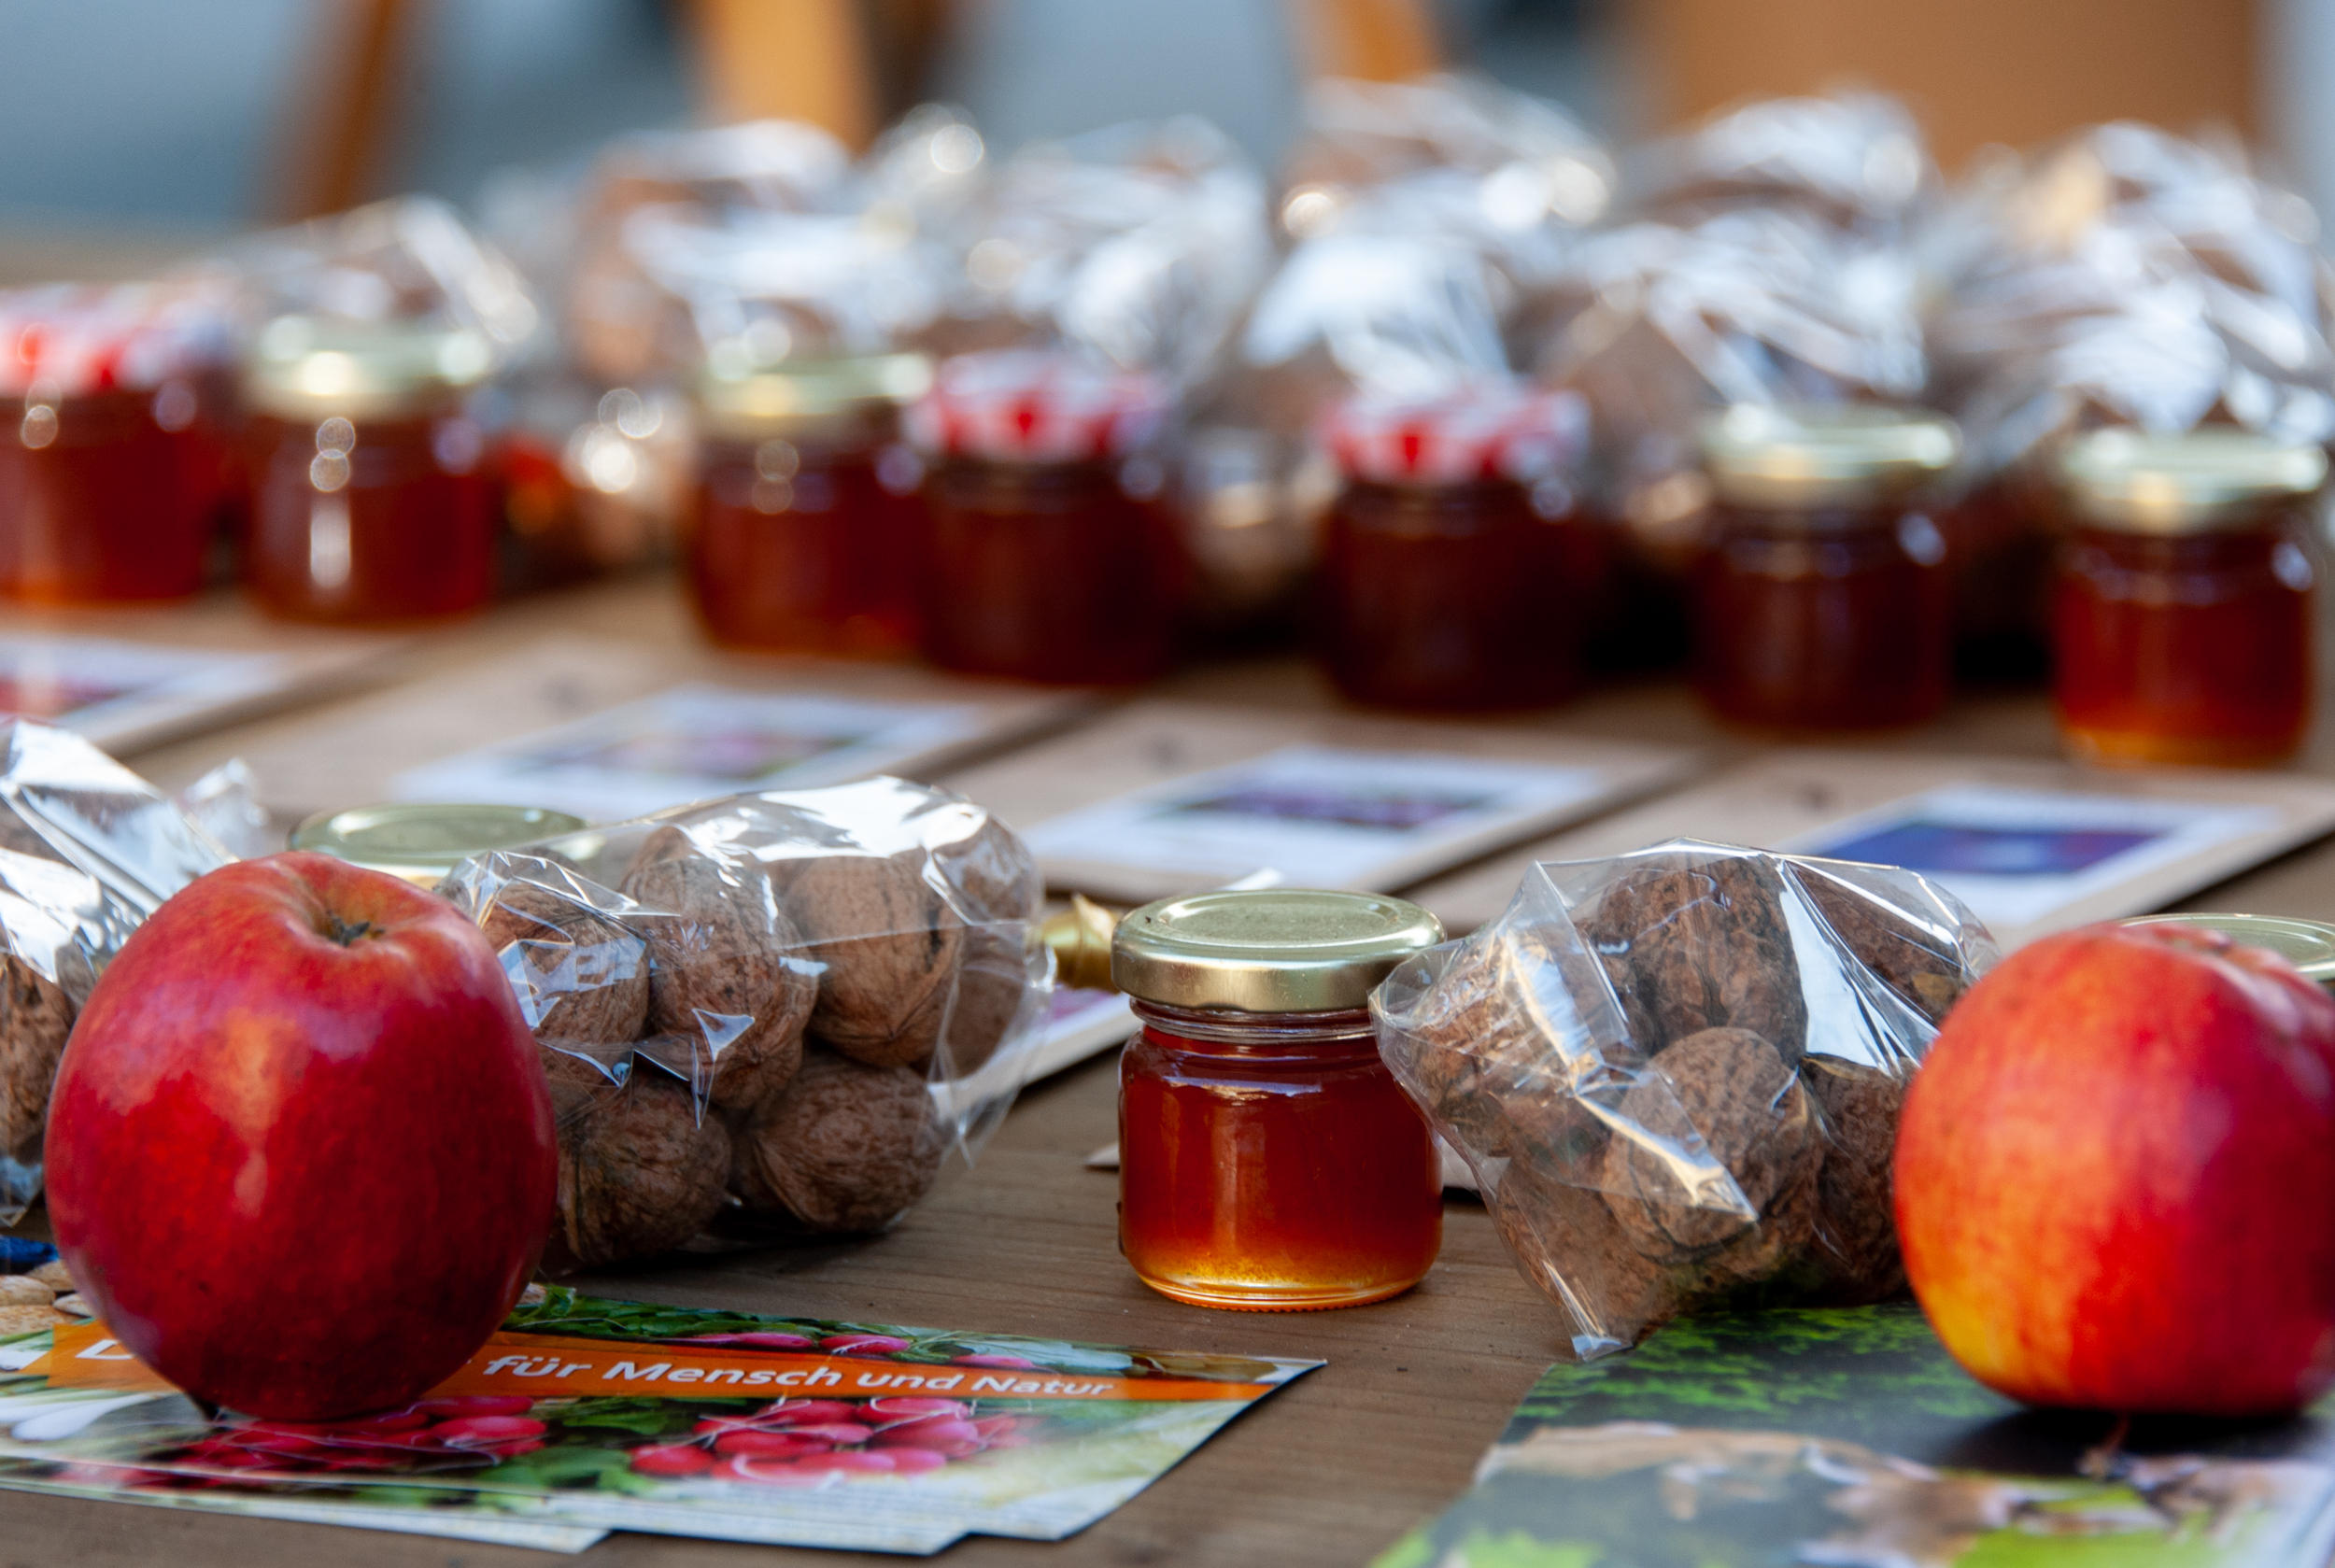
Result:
[1182, 76, 1611, 625]
[0, 723, 234, 1224]
[227, 194, 544, 363]
[436, 775, 1052, 1271]
[1926, 121, 2335, 484]
[1374, 840, 1996, 1358]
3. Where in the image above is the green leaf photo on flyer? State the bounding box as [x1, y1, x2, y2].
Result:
[0, 1287, 1318, 1555]
[1377, 1304, 2335, 1568]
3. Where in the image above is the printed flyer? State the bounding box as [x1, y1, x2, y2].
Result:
[389, 685, 992, 821]
[0, 1287, 1317, 1555]
[1377, 1303, 2335, 1568]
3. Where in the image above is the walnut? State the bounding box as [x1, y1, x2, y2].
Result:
[478, 880, 650, 1047]
[929, 817, 1040, 1080]
[1490, 1160, 1678, 1350]
[0, 1304, 64, 1335]
[0, 955, 74, 1167]
[1581, 859, 1807, 1060]
[1600, 1028, 1821, 1265]
[1799, 870, 1972, 1025]
[939, 930, 1029, 1079]
[621, 835, 815, 1112]
[729, 1048, 941, 1234]
[0, 1276, 52, 1307]
[1385, 934, 1640, 1162]
[1799, 1054, 1910, 1303]
[771, 855, 963, 1070]
[545, 1067, 730, 1271]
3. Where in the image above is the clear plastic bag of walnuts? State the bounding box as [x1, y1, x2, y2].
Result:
[1375, 839, 1997, 1358]
[435, 775, 1052, 1272]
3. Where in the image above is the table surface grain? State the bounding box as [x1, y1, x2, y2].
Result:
[9, 573, 2335, 1566]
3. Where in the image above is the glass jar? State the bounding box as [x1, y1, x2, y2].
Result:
[241, 318, 500, 624]
[687, 353, 930, 656]
[909, 351, 1182, 685]
[0, 288, 230, 604]
[1314, 386, 1597, 710]
[1694, 404, 1960, 731]
[1111, 888, 1445, 1311]
[2051, 429, 2325, 768]
[290, 802, 587, 888]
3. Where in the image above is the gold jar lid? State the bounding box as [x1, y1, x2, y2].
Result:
[1111, 888, 1445, 1013]
[290, 803, 587, 887]
[2121, 911, 2335, 989]
[697, 351, 932, 441]
[2055, 428, 2328, 534]
[243, 315, 495, 422]
[1698, 403, 1960, 511]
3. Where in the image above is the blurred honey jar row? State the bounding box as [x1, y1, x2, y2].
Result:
[5, 292, 2326, 771]
[7, 80, 2335, 772]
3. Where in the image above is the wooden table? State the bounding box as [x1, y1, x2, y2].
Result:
[9, 574, 2335, 1566]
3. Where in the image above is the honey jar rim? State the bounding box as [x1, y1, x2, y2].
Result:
[696, 350, 933, 439]
[1111, 887, 1445, 1012]
[2119, 911, 2335, 989]
[290, 802, 588, 887]
[2055, 428, 2328, 533]
[243, 315, 495, 421]
[1697, 403, 1960, 510]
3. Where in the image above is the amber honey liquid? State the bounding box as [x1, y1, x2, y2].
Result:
[0, 389, 217, 603]
[1696, 503, 1951, 731]
[1316, 479, 1596, 710]
[689, 438, 921, 656]
[245, 410, 497, 624]
[2054, 524, 2313, 767]
[1118, 1010, 1441, 1311]
[918, 459, 1181, 685]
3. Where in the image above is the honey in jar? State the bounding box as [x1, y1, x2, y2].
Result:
[1694, 404, 1960, 731]
[241, 317, 500, 624]
[2051, 429, 2326, 768]
[1112, 888, 1445, 1311]
[1315, 384, 1597, 710]
[0, 285, 232, 604]
[908, 350, 1182, 685]
[688, 352, 931, 656]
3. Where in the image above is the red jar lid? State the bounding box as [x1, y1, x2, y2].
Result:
[0, 283, 232, 398]
[1322, 383, 1588, 487]
[905, 349, 1166, 464]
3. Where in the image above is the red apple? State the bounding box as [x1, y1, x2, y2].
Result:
[1895, 920, 2335, 1416]
[44, 852, 556, 1420]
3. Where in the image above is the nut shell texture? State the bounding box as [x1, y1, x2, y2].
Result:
[551, 1068, 729, 1269]
[772, 855, 962, 1068]
[0, 955, 73, 1166]
[622, 838, 814, 1111]
[731, 1048, 941, 1233]
[479, 881, 650, 1046]
[1600, 1027, 1821, 1261]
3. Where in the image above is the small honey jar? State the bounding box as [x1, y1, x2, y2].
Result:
[1112, 888, 1445, 1311]
[686, 351, 931, 657]
[2051, 429, 2326, 768]
[1694, 404, 1960, 731]
[242, 316, 502, 624]
[1314, 383, 1597, 711]
[907, 350, 1182, 685]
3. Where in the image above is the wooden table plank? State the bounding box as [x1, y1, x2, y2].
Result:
[11, 573, 2335, 1563]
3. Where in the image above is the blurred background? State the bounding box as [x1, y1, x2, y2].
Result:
[0, 0, 2322, 237]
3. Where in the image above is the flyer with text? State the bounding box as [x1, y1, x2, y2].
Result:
[0, 1287, 1317, 1555]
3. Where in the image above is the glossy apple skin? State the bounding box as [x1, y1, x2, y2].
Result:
[1895, 921, 2335, 1417]
[45, 852, 556, 1420]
